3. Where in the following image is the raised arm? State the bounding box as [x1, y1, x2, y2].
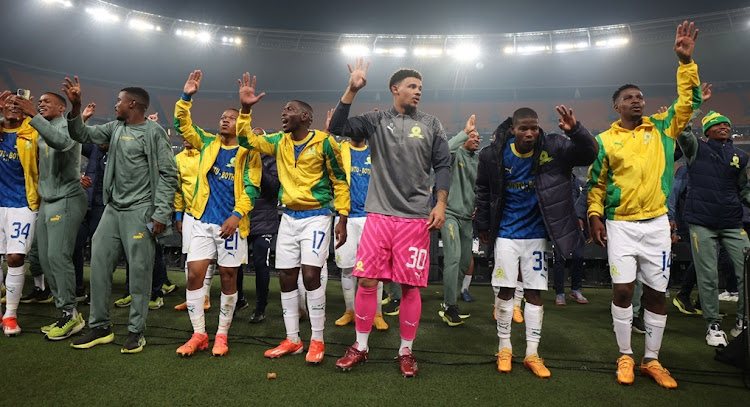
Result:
[448, 115, 475, 154]
[555, 105, 599, 167]
[12, 95, 77, 151]
[62, 76, 116, 144]
[650, 21, 702, 139]
[328, 58, 372, 138]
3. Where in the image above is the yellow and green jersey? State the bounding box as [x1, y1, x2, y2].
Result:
[174, 99, 261, 238]
[174, 147, 200, 218]
[587, 61, 701, 221]
[236, 111, 350, 216]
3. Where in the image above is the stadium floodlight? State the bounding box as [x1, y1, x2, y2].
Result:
[374, 47, 407, 56]
[341, 44, 371, 56]
[446, 44, 481, 61]
[85, 7, 120, 23]
[196, 31, 212, 43]
[128, 18, 161, 32]
[42, 0, 72, 7]
[413, 47, 443, 57]
[508, 44, 549, 55]
[554, 41, 590, 51]
[594, 37, 630, 48]
[221, 36, 243, 46]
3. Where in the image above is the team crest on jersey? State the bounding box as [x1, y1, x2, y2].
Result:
[539, 151, 553, 165]
[495, 267, 504, 279]
[365, 156, 371, 165]
[355, 260, 364, 272]
[731, 155, 740, 168]
[225, 157, 236, 168]
[408, 125, 424, 139]
[610, 265, 619, 276]
[643, 132, 652, 145]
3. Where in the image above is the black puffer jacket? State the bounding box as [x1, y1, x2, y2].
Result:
[475, 118, 598, 258]
[249, 154, 281, 235]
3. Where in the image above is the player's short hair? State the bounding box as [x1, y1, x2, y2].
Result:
[389, 69, 422, 90]
[512, 107, 538, 125]
[612, 84, 640, 104]
[120, 87, 150, 111]
[290, 100, 313, 124]
[224, 108, 239, 116]
[43, 92, 67, 109]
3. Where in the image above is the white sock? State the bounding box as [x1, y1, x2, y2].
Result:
[514, 281, 524, 307]
[341, 267, 356, 311]
[297, 273, 307, 314]
[611, 302, 633, 355]
[34, 275, 45, 291]
[184, 264, 189, 284]
[307, 286, 326, 342]
[462, 275, 472, 291]
[3, 266, 25, 318]
[399, 338, 414, 355]
[320, 262, 329, 291]
[496, 297, 514, 351]
[643, 310, 667, 360]
[376, 281, 383, 314]
[204, 264, 214, 300]
[186, 288, 206, 334]
[217, 292, 238, 335]
[281, 290, 301, 343]
[355, 331, 370, 351]
[524, 303, 543, 357]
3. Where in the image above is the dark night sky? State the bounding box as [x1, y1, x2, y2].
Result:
[113, 0, 749, 34]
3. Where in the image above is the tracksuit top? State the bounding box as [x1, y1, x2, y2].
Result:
[445, 131, 479, 221]
[174, 147, 200, 220]
[29, 115, 84, 202]
[174, 98, 260, 239]
[588, 61, 701, 221]
[236, 111, 350, 217]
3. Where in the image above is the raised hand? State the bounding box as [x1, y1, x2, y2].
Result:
[555, 105, 577, 132]
[347, 57, 370, 93]
[82, 103, 96, 122]
[183, 70, 202, 96]
[674, 20, 698, 64]
[148, 112, 159, 122]
[324, 108, 334, 134]
[463, 114, 476, 135]
[11, 95, 37, 117]
[701, 82, 712, 103]
[238, 72, 266, 112]
[657, 106, 669, 115]
[62, 76, 82, 107]
[0, 90, 12, 110]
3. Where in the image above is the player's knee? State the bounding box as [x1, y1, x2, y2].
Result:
[357, 277, 379, 288]
[6, 253, 25, 267]
[524, 290, 542, 305]
[497, 287, 514, 301]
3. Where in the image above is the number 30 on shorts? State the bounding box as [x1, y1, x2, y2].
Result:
[406, 247, 428, 270]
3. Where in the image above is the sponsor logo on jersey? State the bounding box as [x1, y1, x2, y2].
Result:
[49, 215, 61, 222]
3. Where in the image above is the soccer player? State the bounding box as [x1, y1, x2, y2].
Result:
[11, 92, 88, 340]
[0, 93, 40, 337]
[678, 110, 749, 345]
[173, 138, 214, 312]
[329, 59, 453, 377]
[64, 76, 178, 353]
[439, 120, 480, 326]
[236, 73, 350, 364]
[476, 106, 597, 379]
[173, 70, 260, 357]
[333, 132, 388, 331]
[587, 21, 701, 388]
[241, 128, 281, 323]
